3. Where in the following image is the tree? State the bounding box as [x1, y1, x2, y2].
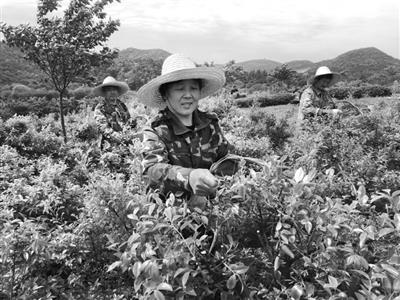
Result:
[0, 0, 120, 142]
[270, 64, 297, 90]
[223, 60, 248, 86]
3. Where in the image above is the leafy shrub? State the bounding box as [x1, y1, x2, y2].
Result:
[235, 97, 253, 108]
[3, 115, 63, 157]
[365, 85, 392, 97]
[72, 86, 93, 100]
[255, 92, 295, 107]
[329, 87, 351, 100]
[352, 87, 365, 99]
[352, 85, 393, 98]
[247, 109, 293, 150]
[11, 84, 32, 97]
[248, 83, 267, 93]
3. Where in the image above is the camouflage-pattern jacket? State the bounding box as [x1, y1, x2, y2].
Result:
[142, 108, 230, 198]
[298, 86, 337, 122]
[94, 99, 135, 149]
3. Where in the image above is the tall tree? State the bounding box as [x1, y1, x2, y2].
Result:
[1, 0, 120, 142]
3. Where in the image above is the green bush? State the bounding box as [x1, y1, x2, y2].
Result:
[365, 85, 392, 97]
[235, 97, 253, 108]
[1, 98, 400, 299]
[72, 86, 93, 100]
[255, 92, 295, 107]
[351, 85, 393, 98]
[329, 87, 351, 100]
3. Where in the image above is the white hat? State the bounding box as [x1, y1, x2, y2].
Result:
[93, 76, 129, 97]
[137, 53, 226, 109]
[311, 66, 340, 86]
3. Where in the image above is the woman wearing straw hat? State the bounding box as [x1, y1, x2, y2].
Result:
[138, 53, 230, 207]
[93, 76, 137, 150]
[298, 66, 343, 123]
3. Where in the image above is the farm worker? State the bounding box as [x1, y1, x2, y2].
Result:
[298, 66, 342, 122]
[93, 76, 138, 151]
[137, 53, 233, 209]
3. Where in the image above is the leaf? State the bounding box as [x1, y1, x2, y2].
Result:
[379, 227, 394, 238]
[304, 221, 312, 234]
[393, 277, 400, 291]
[328, 275, 339, 289]
[164, 207, 173, 221]
[382, 263, 400, 278]
[182, 271, 191, 287]
[274, 256, 280, 271]
[281, 244, 294, 259]
[303, 168, 317, 183]
[132, 261, 142, 277]
[226, 274, 237, 290]
[148, 203, 156, 216]
[157, 282, 173, 291]
[359, 232, 368, 249]
[294, 167, 305, 183]
[394, 213, 400, 230]
[107, 261, 121, 272]
[174, 267, 188, 278]
[153, 290, 165, 300]
[389, 255, 400, 265]
[230, 263, 249, 274]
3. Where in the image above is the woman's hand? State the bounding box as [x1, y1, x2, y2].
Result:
[189, 169, 218, 196]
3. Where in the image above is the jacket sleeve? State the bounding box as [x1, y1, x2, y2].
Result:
[141, 127, 192, 193]
[299, 88, 319, 118]
[94, 106, 123, 142]
[214, 120, 230, 160]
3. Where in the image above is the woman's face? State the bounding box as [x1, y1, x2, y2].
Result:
[103, 86, 120, 101]
[314, 76, 332, 89]
[164, 79, 201, 121]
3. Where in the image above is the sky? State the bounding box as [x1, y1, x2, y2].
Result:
[1, 0, 399, 64]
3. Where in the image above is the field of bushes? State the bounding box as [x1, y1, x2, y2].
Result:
[1, 90, 400, 300]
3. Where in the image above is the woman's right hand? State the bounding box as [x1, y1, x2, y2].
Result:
[189, 169, 218, 196]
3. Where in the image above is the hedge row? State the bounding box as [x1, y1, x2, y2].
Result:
[329, 85, 393, 100]
[235, 93, 295, 108]
[0, 96, 96, 120]
[2, 85, 94, 100]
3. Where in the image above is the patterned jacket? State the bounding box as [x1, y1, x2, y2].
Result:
[142, 108, 230, 198]
[94, 99, 136, 149]
[298, 86, 337, 122]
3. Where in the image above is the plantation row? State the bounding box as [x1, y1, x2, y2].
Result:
[1, 94, 400, 299]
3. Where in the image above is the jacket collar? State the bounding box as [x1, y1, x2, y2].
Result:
[311, 85, 327, 97]
[162, 108, 212, 135]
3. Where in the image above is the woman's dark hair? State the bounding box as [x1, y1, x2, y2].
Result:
[159, 79, 203, 99]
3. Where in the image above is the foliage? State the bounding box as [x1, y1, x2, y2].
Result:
[1, 94, 400, 299]
[329, 87, 351, 100]
[0, 0, 120, 142]
[352, 85, 393, 99]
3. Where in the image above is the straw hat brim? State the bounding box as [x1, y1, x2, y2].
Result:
[311, 72, 341, 86]
[93, 81, 129, 97]
[137, 67, 225, 109]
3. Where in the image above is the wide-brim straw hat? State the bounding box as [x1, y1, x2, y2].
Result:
[137, 53, 226, 109]
[93, 76, 129, 97]
[311, 66, 341, 86]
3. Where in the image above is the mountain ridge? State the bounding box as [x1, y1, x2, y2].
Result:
[1, 45, 399, 88]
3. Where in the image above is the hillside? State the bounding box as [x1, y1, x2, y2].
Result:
[0, 43, 46, 88]
[285, 60, 314, 73]
[2, 45, 399, 89]
[118, 47, 170, 61]
[312, 47, 400, 83]
[234, 59, 281, 72]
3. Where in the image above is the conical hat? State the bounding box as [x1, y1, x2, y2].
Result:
[93, 76, 129, 97]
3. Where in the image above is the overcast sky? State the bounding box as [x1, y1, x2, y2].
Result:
[1, 0, 399, 64]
